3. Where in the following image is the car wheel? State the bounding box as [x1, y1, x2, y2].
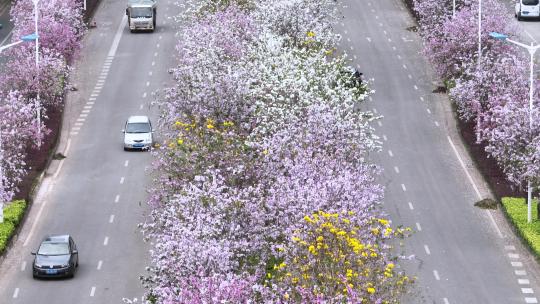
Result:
[518, 13, 522, 21]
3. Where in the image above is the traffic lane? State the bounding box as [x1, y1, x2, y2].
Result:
[0, 3, 174, 304]
[5, 117, 149, 304]
[60, 5, 180, 301]
[374, 0, 540, 301]
[365, 61, 513, 303]
[343, 0, 532, 302]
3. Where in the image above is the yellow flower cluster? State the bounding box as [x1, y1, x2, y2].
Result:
[273, 211, 413, 302]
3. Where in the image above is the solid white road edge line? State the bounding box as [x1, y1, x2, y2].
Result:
[447, 136, 503, 238]
[23, 200, 48, 247]
[108, 15, 127, 57]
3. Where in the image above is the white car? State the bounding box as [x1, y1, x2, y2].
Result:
[516, 0, 540, 20]
[122, 116, 153, 150]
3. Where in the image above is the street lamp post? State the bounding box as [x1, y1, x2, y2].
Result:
[476, 0, 483, 143]
[490, 31, 540, 224]
[32, 0, 41, 147]
[0, 33, 38, 223]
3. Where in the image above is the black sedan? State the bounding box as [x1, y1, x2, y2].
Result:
[31, 235, 79, 278]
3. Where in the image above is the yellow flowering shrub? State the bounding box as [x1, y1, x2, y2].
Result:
[272, 211, 413, 303]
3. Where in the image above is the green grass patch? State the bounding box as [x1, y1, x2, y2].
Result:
[0, 200, 27, 253]
[501, 197, 540, 256]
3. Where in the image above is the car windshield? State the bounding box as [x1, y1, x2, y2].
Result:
[38, 242, 70, 255]
[126, 122, 151, 133]
[523, 0, 539, 5]
[131, 7, 153, 18]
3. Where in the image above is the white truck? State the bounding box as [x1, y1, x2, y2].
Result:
[126, 0, 157, 32]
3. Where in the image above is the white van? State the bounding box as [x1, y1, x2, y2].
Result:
[516, 0, 540, 20]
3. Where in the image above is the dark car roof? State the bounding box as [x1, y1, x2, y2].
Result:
[43, 235, 70, 243]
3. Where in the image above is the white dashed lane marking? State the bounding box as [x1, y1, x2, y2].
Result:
[120, 177, 125, 184]
[394, 166, 399, 173]
[109, 214, 115, 224]
[103, 237, 109, 246]
[416, 222, 422, 231]
[424, 245, 431, 255]
[124, 160, 129, 167]
[516, 270, 527, 276]
[433, 270, 440, 280]
[401, 184, 407, 191]
[435, 121, 439, 127]
[90, 286, 96, 297]
[526, 298, 538, 303]
[114, 194, 120, 203]
[408, 202, 414, 210]
[509, 253, 519, 259]
[97, 260, 103, 270]
[519, 279, 531, 285]
[382, 135, 388, 141]
[522, 288, 534, 294]
[13, 288, 19, 298]
[512, 261, 524, 267]
[21, 261, 26, 271]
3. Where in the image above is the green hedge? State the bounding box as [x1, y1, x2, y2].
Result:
[501, 197, 540, 256]
[0, 200, 27, 253]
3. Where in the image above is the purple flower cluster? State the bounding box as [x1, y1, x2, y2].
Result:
[414, 0, 540, 190]
[0, 0, 84, 203]
[139, 1, 412, 303]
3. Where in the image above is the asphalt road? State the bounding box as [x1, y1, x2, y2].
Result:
[340, 0, 540, 303]
[0, 0, 13, 48]
[0, 0, 179, 302]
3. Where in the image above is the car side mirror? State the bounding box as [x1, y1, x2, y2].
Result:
[121, 129, 125, 133]
[72, 249, 78, 254]
[31, 251, 36, 255]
